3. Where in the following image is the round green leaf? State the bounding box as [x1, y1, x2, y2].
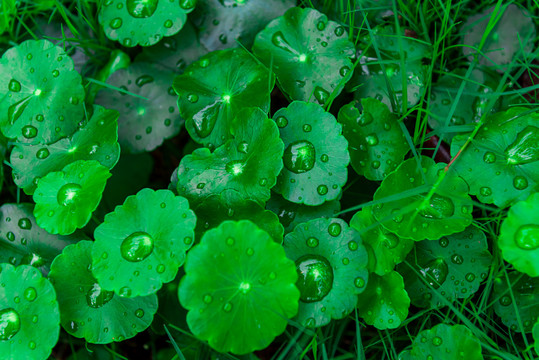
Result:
[0, 263, 60, 360]
[173, 48, 273, 148]
[350, 208, 414, 276]
[98, 0, 195, 47]
[194, 194, 284, 243]
[450, 107, 539, 208]
[283, 218, 369, 328]
[356, 271, 410, 330]
[92, 188, 196, 298]
[192, 0, 295, 51]
[0, 203, 82, 276]
[95, 63, 182, 153]
[266, 192, 341, 234]
[178, 220, 299, 355]
[338, 98, 409, 180]
[273, 101, 349, 205]
[176, 107, 283, 207]
[135, 21, 206, 73]
[33, 160, 111, 235]
[499, 192, 539, 277]
[350, 25, 432, 112]
[49, 241, 158, 344]
[398, 225, 492, 308]
[11, 105, 120, 195]
[0, 39, 85, 144]
[461, 4, 535, 72]
[427, 68, 500, 142]
[492, 271, 539, 333]
[408, 324, 483, 360]
[253, 7, 355, 105]
[372, 156, 473, 240]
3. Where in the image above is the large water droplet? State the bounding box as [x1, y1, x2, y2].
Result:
[514, 224, 539, 250]
[126, 0, 158, 18]
[192, 102, 220, 138]
[36, 148, 50, 159]
[271, 31, 295, 54]
[283, 140, 316, 174]
[57, 183, 83, 207]
[513, 176, 528, 190]
[295, 255, 333, 303]
[0, 308, 21, 340]
[121, 231, 154, 262]
[505, 126, 539, 165]
[8, 96, 32, 125]
[18, 218, 31, 230]
[86, 283, 114, 308]
[313, 86, 329, 104]
[418, 194, 455, 219]
[365, 134, 379, 146]
[135, 75, 154, 87]
[9, 79, 21, 92]
[328, 223, 342, 237]
[419, 258, 448, 289]
[22, 125, 37, 139]
[23, 287, 37, 302]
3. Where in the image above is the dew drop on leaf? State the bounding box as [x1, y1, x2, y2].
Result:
[328, 222, 342, 237]
[18, 218, 31, 230]
[505, 126, 539, 165]
[8, 79, 21, 92]
[23, 287, 37, 302]
[275, 116, 288, 128]
[418, 194, 455, 219]
[57, 183, 83, 206]
[21, 125, 38, 139]
[313, 86, 329, 104]
[483, 151, 496, 163]
[419, 258, 449, 289]
[512, 176, 528, 190]
[126, 0, 158, 18]
[86, 283, 114, 308]
[451, 254, 464, 265]
[121, 231, 154, 262]
[271, 31, 295, 54]
[514, 224, 539, 250]
[306, 237, 319, 248]
[295, 254, 334, 302]
[0, 308, 21, 340]
[110, 17, 123, 29]
[283, 140, 316, 174]
[317, 185, 328, 195]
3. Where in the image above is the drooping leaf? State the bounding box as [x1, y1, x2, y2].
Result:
[253, 7, 355, 106]
[49, 241, 158, 344]
[94, 63, 183, 153]
[273, 101, 350, 205]
[338, 98, 409, 180]
[372, 156, 473, 240]
[350, 207, 413, 276]
[283, 218, 369, 328]
[450, 107, 539, 208]
[492, 271, 539, 333]
[92, 189, 196, 298]
[0, 264, 60, 360]
[266, 192, 341, 234]
[98, 0, 196, 47]
[461, 4, 535, 72]
[178, 220, 299, 355]
[33, 160, 111, 235]
[173, 48, 273, 148]
[356, 271, 410, 330]
[0, 39, 85, 144]
[0, 203, 82, 276]
[11, 105, 120, 195]
[192, 0, 295, 51]
[176, 108, 283, 207]
[398, 225, 492, 308]
[499, 192, 539, 277]
[349, 24, 432, 112]
[427, 68, 500, 142]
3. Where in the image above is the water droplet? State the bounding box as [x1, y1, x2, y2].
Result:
[303, 124, 312, 132]
[225, 160, 244, 175]
[348, 241, 358, 251]
[499, 295, 512, 306]
[451, 254, 464, 265]
[156, 264, 165, 273]
[36, 114, 44, 122]
[237, 141, 249, 154]
[86, 283, 114, 308]
[21, 125, 37, 139]
[271, 31, 295, 54]
[306, 237, 319, 248]
[479, 186, 492, 197]
[432, 336, 443, 346]
[23, 287, 37, 302]
[419, 258, 448, 289]
[313, 86, 329, 104]
[164, 19, 173, 28]
[371, 160, 381, 169]
[203, 294, 213, 304]
[57, 183, 82, 207]
[283, 140, 316, 174]
[316, 20, 326, 31]
[483, 151, 496, 163]
[418, 194, 455, 219]
[119, 286, 132, 297]
[136, 75, 154, 87]
[126, 0, 158, 18]
[328, 223, 341, 237]
[317, 185, 328, 195]
[17, 218, 31, 230]
[223, 302, 233, 312]
[514, 224, 539, 250]
[28, 341, 36, 350]
[275, 116, 288, 128]
[334, 26, 345, 36]
[295, 254, 333, 302]
[110, 17, 122, 29]
[438, 237, 449, 248]
[366, 134, 379, 146]
[8, 96, 32, 125]
[513, 176, 528, 190]
[135, 309, 144, 318]
[226, 237, 235, 246]
[8, 79, 21, 92]
[192, 101, 219, 138]
[339, 66, 350, 77]
[196, 182, 205, 189]
[6, 232, 15, 242]
[246, 248, 254, 256]
[465, 273, 476, 282]
[179, 0, 196, 9]
[505, 126, 539, 165]
[121, 232, 154, 262]
[354, 277, 365, 288]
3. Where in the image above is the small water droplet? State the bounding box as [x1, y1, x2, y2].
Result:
[18, 218, 31, 230]
[223, 302, 233, 312]
[306, 237, 319, 248]
[110, 17, 123, 29]
[334, 26, 345, 36]
[317, 185, 328, 195]
[328, 222, 341, 237]
[22, 125, 37, 139]
[365, 134, 379, 146]
[275, 116, 288, 128]
[8, 79, 21, 92]
[513, 176, 528, 190]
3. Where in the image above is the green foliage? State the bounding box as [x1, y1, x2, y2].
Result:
[98, 0, 195, 47]
[273, 101, 349, 205]
[0, 263, 60, 360]
[92, 188, 196, 297]
[173, 48, 273, 148]
[178, 220, 299, 355]
[283, 218, 369, 328]
[253, 7, 355, 106]
[49, 241, 158, 343]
